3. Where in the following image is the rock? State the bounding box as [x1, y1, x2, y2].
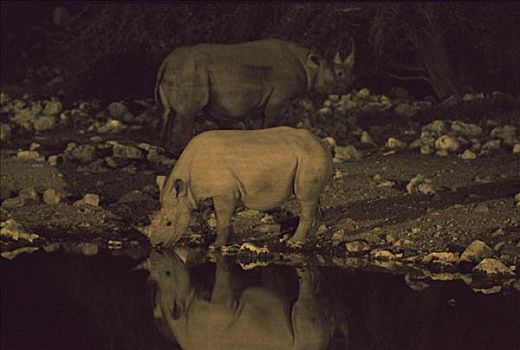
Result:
[19, 187, 39, 203]
[460, 240, 494, 263]
[107, 102, 128, 119]
[1, 196, 26, 208]
[435, 135, 461, 152]
[473, 204, 489, 213]
[42, 100, 62, 115]
[460, 149, 477, 160]
[0, 219, 40, 242]
[422, 252, 459, 265]
[112, 143, 144, 160]
[482, 139, 501, 151]
[345, 240, 371, 253]
[328, 94, 340, 102]
[436, 149, 449, 157]
[83, 193, 100, 206]
[97, 118, 126, 133]
[47, 155, 58, 166]
[0, 123, 12, 142]
[490, 125, 518, 145]
[451, 121, 482, 138]
[331, 229, 345, 245]
[386, 137, 407, 150]
[356, 88, 371, 99]
[394, 103, 418, 117]
[317, 107, 332, 116]
[17, 150, 45, 161]
[64, 143, 97, 163]
[491, 91, 517, 108]
[422, 120, 447, 135]
[513, 144, 520, 154]
[420, 145, 433, 155]
[473, 258, 514, 277]
[333, 145, 362, 162]
[33, 115, 56, 131]
[515, 192, 520, 203]
[406, 174, 435, 195]
[373, 249, 396, 261]
[385, 233, 397, 244]
[43, 189, 61, 204]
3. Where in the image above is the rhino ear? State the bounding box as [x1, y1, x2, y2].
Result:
[306, 53, 323, 69]
[345, 40, 355, 68]
[334, 51, 343, 65]
[156, 175, 167, 192]
[174, 179, 187, 198]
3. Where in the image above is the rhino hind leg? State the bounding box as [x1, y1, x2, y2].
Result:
[289, 198, 319, 245]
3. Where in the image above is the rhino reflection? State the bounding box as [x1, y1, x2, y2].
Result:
[143, 250, 349, 350]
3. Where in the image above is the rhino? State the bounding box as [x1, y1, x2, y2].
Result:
[146, 126, 333, 249]
[141, 249, 349, 350]
[155, 38, 355, 153]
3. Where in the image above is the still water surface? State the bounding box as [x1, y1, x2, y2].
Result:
[1, 248, 518, 350]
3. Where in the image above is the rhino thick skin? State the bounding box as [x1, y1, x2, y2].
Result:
[148, 126, 333, 248]
[155, 39, 355, 153]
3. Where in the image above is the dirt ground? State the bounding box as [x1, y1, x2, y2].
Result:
[1, 92, 519, 294]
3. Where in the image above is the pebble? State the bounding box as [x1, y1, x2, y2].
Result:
[43, 189, 61, 204]
[345, 240, 371, 253]
[473, 204, 489, 213]
[460, 149, 477, 160]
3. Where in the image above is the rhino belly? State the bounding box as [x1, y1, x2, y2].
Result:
[207, 82, 271, 119]
[240, 176, 294, 211]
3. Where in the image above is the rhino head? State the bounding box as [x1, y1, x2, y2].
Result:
[147, 178, 194, 247]
[307, 41, 355, 94]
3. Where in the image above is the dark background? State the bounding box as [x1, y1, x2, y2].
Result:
[1, 2, 520, 102]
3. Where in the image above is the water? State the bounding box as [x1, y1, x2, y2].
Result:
[1, 247, 519, 350]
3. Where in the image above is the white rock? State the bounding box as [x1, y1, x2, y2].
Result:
[386, 137, 407, 150]
[451, 121, 482, 138]
[490, 125, 518, 145]
[473, 258, 514, 277]
[513, 144, 520, 154]
[43, 189, 61, 204]
[334, 145, 362, 162]
[435, 135, 461, 152]
[460, 149, 477, 160]
[422, 120, 447, 135]
[345, 240, 371, 253]
[482, 139, 501, 151]
[356, 88, 371, 99]
[83, 193, 100, 206]
[460, 240, 494, 263]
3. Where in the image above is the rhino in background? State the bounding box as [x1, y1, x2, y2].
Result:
[155, 38, 355, 153]
[141, 249, 350, 350]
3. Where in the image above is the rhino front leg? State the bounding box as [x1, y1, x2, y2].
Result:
[171, 113, 193, 152]
[210, 195, 237, 249]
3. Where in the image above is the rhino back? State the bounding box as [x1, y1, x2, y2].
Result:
[162, 40, 310, 118]
[174, 127, 331, 205]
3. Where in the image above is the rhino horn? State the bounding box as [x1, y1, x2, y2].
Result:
[345, 39, 355, 67]
[334, 51, 343, 65]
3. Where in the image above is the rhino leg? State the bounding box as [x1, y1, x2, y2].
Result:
[291, 267, 329, 348]
[263, 100, 287, 128]
[289, 198, 318, 244]
[210, 195, 237, 249]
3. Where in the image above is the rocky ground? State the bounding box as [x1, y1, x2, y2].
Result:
[1, 88, 519, 294]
